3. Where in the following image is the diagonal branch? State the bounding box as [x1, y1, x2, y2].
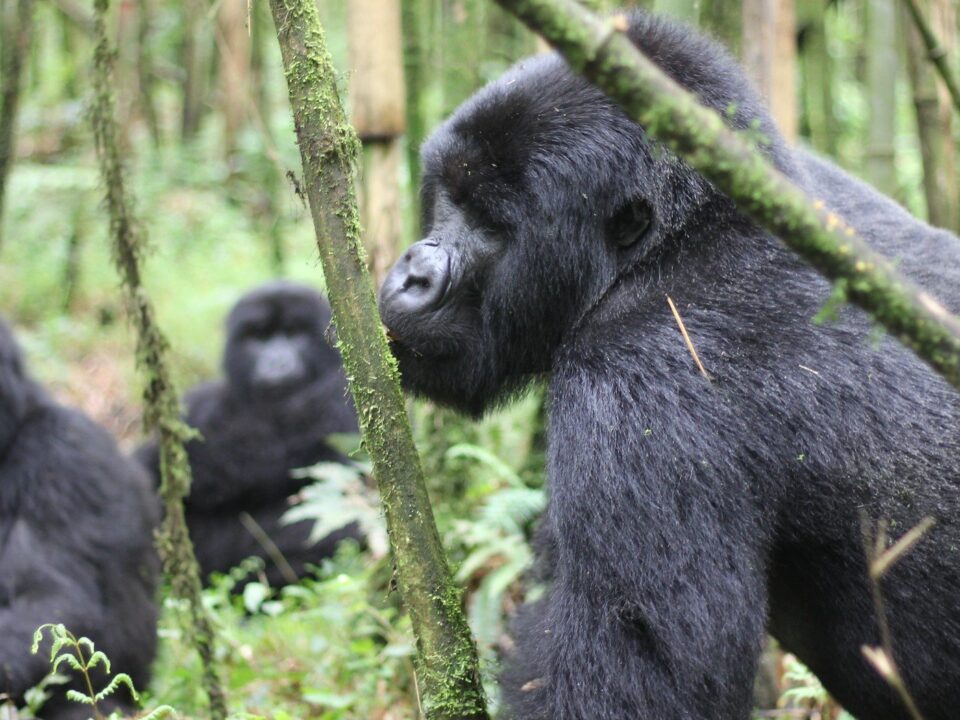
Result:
[492, 0, 960, 392]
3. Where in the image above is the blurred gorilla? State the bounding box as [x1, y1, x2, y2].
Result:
[0, 318, 158, 720]
[136, 281, 362, 587]
[379, 11, 960, 720]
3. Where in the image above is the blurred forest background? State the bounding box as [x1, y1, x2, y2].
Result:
[0, 0, 955, 717]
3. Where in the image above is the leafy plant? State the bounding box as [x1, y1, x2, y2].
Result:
[777, 654, 857, 720]
[30, 624, 175, 720]
[285, 433, 388, 558]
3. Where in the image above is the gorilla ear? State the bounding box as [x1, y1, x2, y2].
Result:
[607, 198, 653, 250]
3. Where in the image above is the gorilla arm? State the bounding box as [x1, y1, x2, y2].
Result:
[502, 356, 770, 720]
[0, 519, 103, 697]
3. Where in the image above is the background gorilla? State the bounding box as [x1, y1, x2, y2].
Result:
[137, 281, 362, 587]
[0, 318, 158, 720]
[379, 12, 960, 720]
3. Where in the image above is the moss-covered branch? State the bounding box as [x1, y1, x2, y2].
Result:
[0, 0, 33, 250]
[901, 0, 960, 116]
[494, 0, 960, 391]
[266, 2, 488, 718]
[89, 2, 226, 717]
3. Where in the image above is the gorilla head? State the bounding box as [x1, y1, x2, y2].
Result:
[224, 281, 342, 402]
[378, 17, 791, 416]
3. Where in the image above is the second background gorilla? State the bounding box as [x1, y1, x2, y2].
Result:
[137, 281, 362, 586]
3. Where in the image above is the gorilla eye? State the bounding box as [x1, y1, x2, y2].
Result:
[607, 198, 653, 249]
[245, 324, 272, 340]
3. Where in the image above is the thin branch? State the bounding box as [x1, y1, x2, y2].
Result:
[238, 511, 299, 586]
[89, 1, 226, 715]
[860, 515, 929, 720]
[666, 294, 712, 381]
[491, 0, 960, 392]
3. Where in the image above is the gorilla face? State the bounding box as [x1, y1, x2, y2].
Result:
[379, 57, 674, 416]
[224, 281, 339, 401]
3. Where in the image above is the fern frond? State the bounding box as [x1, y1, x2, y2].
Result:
[140, 705, 178, 719]
[93, 673, 139, 703]
[86, 650, 111, 673]
[65, 689, 95, 705]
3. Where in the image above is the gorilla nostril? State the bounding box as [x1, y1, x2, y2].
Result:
[403, 275, 432, 291]
[379, 238, 451, 316]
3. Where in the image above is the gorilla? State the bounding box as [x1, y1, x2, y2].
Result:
[136, 281, 362, 587]
[378, 12, 960, 720]
[0, 318, 158, 720]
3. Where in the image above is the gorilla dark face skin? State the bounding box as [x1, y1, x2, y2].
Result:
[380, 11, 960, 720]
[225, 282, 343, 400]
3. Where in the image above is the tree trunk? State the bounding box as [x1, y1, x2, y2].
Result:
[797, 0, 836, 154]
[266, 1, 489, 717]
[357, 142, 405, 282]
[349, 0, 407, 282]
[181, 0, 211, 141]
[905, 0, 958, 230]
[654, 0, 698, 24]
[217, 0, 250, 159]
[742, 0, 798, 140]
[137, 0, 160, 146]
[700, 0, 742, 56]
[402, 0, 431, 229]
[442, 0, 487, 115]
[0, 0, 33, 250]
[865, 0, 899, 196]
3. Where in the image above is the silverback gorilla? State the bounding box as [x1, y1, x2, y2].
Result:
[378, 12, 960, 720]
[136, 282, 362, 587]
[0, 319, 158, 719]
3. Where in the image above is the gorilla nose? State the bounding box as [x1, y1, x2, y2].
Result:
[379, 239, 450, 316]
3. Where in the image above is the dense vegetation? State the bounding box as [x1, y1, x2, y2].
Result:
[1, 0, 956, 717]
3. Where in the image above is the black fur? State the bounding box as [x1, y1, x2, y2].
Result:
[0, 318, 158, 720]
[136, 282, 362, 587]
[379, 12, 960, 720]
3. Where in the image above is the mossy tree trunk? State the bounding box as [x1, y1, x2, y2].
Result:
[901, 0, 960, 114]
[489, 0, 960, 390]
[0, 0, 33, 250]
[266, 2, 488, 718]
[700, 0, 742, 56]
[797, 0, 836, 155]
[904, 0, 958, 230]
[442, 0, 488, 115]
[89, 1, 227, 716]
[865, 0, 899, 197]
[402, 0, 430, 228]
[653, 0, 697, 24]
[136, 0, 160, 147]
[181, 0, 211, 141]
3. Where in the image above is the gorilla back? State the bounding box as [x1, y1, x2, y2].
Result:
[379, 12, 960, 720]
[0, 319, 158, 719]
